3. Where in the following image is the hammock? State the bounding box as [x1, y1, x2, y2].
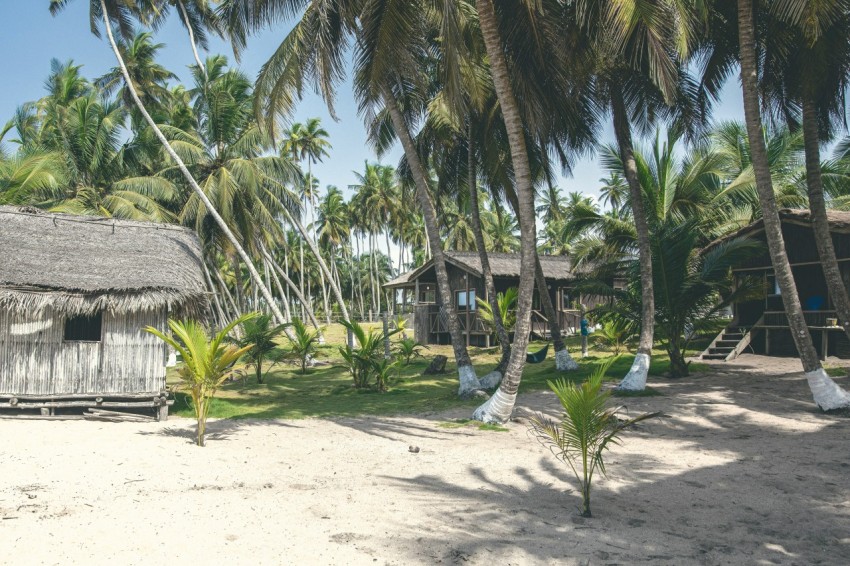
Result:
[526, 344, 550, 364]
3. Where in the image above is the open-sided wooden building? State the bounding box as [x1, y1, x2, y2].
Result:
[0, 206, 208, 418]
[701, 209, 850, 361]
[384, 252, 596, 346]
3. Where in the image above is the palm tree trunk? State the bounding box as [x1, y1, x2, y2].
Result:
[262, 247, 323, 333]
[355, 236, 365, 317]
[381, 83, 479, 395]
[212, 267, 242, 339]
[738, 0, 849, 410]
[201, 258, 227, 328]
[472, 0, 538, 419]
[318, 249, 332, 323]
[609, 81, 654, 391]
[467, 129, 511, 387]
[278, 206, 352, 323]
[370, 233, 378, 316]
[98, 0, 286, 326]
[265, 257, 292, 323]
[534, 251, 578, 371]
[385, 229, 394, 314]
[802, 95, 850, 342]
[233, 258, 245, 313]
[176, 0, 206, 75]
[299, 234, 306, 320]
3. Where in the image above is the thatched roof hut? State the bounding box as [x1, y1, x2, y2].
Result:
[0, 206, 207, 316]
[384, 252, 575, 288]
[0, 206, 209, 418]
[384, 252, 589, 346]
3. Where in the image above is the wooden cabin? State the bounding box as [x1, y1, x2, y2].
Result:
[702, 209, 850, 361]
[0, 206, 209, 418]
[384, 252, 596, 346]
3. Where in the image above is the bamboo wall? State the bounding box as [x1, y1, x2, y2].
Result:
[0, 306, 167, 396]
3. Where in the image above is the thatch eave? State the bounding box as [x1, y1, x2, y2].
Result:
[0, 286, 208, 318]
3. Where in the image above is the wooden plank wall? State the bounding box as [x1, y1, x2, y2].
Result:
[0, 307, 167, 396]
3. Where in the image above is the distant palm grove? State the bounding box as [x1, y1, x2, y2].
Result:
[3, 0, 850, 418]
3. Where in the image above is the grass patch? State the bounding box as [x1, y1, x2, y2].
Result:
[825, 366, 848, 378]
[612, 386, 663, 397]
[167, 324, 711, 421]
[438, 418, 509, 432]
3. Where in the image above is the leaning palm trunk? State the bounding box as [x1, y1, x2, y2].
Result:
[98, 0, 287, 326]
[610, 82, 654, 391]
[468, 132, 511, 389]
[738, 0, 850, 410]
[261, 246, 324, 334]
[534, 252, 578, 371]
[201, 259, 228, 328]
[802, 96, 850, 343]
[176, 0, 206, 75]
[506, 179, 578, 372]
[265, 257, 293, 322]
[472, 0, 538, 422]
[381, 84, 480, 396]
[278, 206, 352, 324]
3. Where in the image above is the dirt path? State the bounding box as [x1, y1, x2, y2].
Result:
[1, 354, 848, 565]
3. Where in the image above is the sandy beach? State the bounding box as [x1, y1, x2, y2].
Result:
[1, 354, 848, 565]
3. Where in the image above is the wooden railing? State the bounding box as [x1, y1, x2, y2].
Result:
[761, 310, 837, 328]
[426, 305, 582, 337]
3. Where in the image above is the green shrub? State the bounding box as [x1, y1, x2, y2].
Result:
[285, 318, 322, 374]
[394, 337, 426, 365]
[233, 313, 287, 383]
[146, 314, 257, 446]
[528, 358, 660, 516]
[339, 320, 398, 390]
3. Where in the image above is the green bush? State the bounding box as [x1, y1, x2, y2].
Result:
[528, 358, 660, 516]
[339, 320, 398, 390]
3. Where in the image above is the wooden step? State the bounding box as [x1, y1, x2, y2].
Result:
[702, 354, 728, 360]
[722, 333, 744, 341]
[709, 347, 734, 355]
[716, 340, 740, 347]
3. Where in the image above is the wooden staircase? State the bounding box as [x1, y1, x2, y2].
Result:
[701, 316, 762, 361]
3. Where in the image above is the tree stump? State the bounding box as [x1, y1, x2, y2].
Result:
[423, 355, 448, 375]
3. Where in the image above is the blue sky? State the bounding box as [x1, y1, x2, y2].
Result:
[0, 3, 748, 201]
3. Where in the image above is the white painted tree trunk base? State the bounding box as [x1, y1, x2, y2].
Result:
[166, 349, 177, 368]
[472, 388, 517, 424]
[478, 370, 503, 390]
[806, 368, 850, 411]
[617, 353, 650, 391]
[457, 365, 482, 398]
[555, 348, 579, 371]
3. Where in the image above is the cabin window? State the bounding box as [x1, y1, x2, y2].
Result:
[457, 290, 476, 311]
[64, 312, 103, 342]
[561, 291, 572, 310]
[419, 288, 436, 304]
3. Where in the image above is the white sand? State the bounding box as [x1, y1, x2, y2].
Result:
[1, 354, 849, 565]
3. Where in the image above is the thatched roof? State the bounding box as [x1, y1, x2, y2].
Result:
[0, 206, 208, 316]
[704, 208, 850, 252]
[385, 251, 574, 288]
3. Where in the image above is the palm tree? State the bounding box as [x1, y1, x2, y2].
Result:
[470, 0, 551, 421]
[573, 0, 694, 393]
[283, 118, 332, 320]
[234, 313, 287, 384]
[3, 69, 176, 221]
[766, 3, 850, 350]
[599, 173, 628, 213]
[734, 0, 850, 409]
[145, 0, 220, 74]
[49, 0, 289, 327]
[95, 31, 177, 125]
[220, 0, 487, 396]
